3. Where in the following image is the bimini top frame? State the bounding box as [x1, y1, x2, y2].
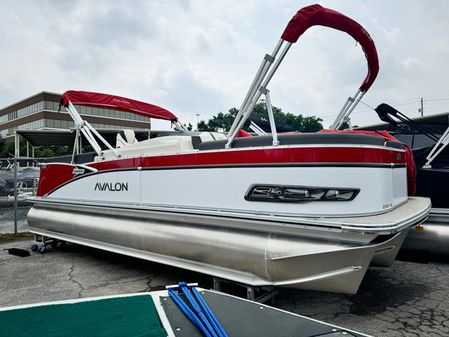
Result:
[226, 4, 379, 148]
[60, 90, 185, 162]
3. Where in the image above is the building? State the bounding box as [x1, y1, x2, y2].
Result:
[0, 91, 152, 142]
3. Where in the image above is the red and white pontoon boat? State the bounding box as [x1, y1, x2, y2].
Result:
[27, 4, 430, 294]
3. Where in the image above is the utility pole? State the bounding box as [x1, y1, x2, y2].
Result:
[419, 97, 424, 117]
[195, 113, 200, 131]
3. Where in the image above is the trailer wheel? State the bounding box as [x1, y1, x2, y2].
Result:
[31, 244, 38, 252]
[38, 246, 47, 254]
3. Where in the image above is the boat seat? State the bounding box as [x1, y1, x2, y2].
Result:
[97, 132, 225, 161]
[198, 133, 403, 150]
[116, 130, 138, 148]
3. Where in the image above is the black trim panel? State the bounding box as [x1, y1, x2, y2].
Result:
[245, 184, 360, 203]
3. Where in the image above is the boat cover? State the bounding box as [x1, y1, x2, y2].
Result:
[0, 295, 167, 337]
[61, 90, 178, 121]
[281, 4, 378, 92]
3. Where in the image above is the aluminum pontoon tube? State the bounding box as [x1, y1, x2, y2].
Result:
[402, 209, 449, 257]
[28, 201, 415, 294]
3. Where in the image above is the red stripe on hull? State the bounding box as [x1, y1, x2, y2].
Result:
[90, 147, 405, 171]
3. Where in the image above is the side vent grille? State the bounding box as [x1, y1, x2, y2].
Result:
[245, 185, 359, 203]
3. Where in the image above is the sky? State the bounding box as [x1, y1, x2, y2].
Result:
[1, 0, 449, 129]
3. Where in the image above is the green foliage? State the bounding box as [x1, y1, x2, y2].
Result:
[0, 140, 72, 159]
[197, 102, 323, 133]
[202, 108, 238, 132]
[197, 120, 211, 131]
[33, 147, 55, 158]
[0, 141, 14, 158]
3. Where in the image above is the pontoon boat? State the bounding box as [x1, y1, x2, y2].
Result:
[27, 4, 430, 294]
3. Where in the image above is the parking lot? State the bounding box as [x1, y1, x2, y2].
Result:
[1, 239, 449, 337]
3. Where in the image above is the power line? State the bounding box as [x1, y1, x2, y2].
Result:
[425, 97, 449, 102]
[320, 96, 449, 119]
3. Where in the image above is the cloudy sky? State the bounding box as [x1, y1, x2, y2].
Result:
[1, 0, 449, 129]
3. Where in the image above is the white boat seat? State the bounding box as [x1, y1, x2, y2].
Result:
[96, 131, 227, 162]
[116, 129, 138, 148]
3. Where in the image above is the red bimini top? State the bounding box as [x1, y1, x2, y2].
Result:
[281, 4, 379, 93]
[61, 90, 178, 122]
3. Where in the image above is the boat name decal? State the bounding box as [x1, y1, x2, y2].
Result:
[112, 98, 131, 105]
[94, 182, 128, 192]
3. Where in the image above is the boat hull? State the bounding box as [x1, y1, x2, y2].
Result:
[27, 199, 426, 294]
[41, 163, 409, 218]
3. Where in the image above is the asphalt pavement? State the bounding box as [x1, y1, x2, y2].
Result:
[1, 240, 448, 337]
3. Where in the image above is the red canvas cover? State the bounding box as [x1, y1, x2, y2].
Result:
[61, 90, 178, 121]
[281, 4, 379, 92]
[237, 129, 252, 138]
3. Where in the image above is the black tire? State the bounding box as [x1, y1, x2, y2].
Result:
[38, 246, 46, 254]
[31, 244, 38, 252]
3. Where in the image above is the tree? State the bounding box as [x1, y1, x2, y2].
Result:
[34, 147, 55, 158]
[0, 140, 73, 159]
[0, 141, 14, 158]
[197, 120, 212, 131]
[198, 102, 323, 133]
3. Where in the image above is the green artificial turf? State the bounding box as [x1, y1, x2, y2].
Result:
[0, 295, 167, 337]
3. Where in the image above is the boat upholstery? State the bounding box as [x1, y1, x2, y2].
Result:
[97, 132, 227, 161]
[116, 129, 139, 148]
[198, 133, 403, 150]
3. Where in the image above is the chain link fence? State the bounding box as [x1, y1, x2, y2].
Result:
[0, 158, 39, 234]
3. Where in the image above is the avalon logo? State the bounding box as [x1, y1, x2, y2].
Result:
[94, 182, 128, 192]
